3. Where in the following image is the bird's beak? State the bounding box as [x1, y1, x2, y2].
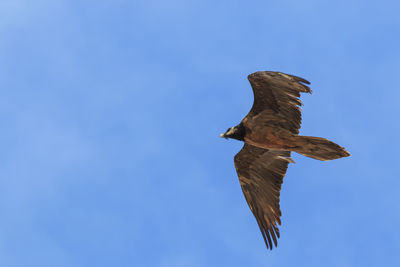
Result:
[220, 133, 227, 139]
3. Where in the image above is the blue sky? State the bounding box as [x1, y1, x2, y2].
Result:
[1, 0, 400, 266]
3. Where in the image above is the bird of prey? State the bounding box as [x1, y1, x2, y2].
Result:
[220, 71, 350, 250]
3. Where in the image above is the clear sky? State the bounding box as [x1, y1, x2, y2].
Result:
[1, 0, 400, 266]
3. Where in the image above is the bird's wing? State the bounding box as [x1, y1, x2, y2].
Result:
[234, 143, 292, 250]
[246, 71, 311, 134]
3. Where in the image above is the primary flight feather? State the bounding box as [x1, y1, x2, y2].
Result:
[221, 71, 350, 250]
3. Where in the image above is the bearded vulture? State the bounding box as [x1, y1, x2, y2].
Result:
[220, 71, 350, 250]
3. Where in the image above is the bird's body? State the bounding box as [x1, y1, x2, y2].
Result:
[221, 71, 350, 250]
[243, 119, 296, 151]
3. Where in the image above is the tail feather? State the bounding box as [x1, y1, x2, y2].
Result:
[293, 136, 350, 161]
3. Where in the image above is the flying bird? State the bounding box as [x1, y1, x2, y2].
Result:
[220, 71, 350, 250]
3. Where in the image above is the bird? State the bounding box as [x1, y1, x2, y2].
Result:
[220, 71, 350, 250]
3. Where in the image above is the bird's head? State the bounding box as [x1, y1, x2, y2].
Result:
[220, 127, 235, 139]
[220, 124, 245, 141]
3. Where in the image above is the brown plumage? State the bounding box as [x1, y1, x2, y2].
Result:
[220, 71, 350, 250]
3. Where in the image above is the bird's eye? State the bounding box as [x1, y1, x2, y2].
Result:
[226, 128, 231, 132]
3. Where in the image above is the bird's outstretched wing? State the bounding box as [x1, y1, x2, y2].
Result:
[246, 71, 311, 134]
[234, 143, 292, 250]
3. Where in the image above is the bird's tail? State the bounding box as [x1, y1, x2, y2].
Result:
[292, 136, 350, 161]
